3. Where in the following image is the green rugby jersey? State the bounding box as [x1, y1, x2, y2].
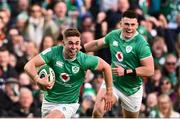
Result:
[40, 45, 99, 103]
[104, 29, 152, 95]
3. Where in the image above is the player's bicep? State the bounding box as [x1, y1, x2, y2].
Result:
[96, 58, 109, 71]
[84, 55, 99, 70]
[25, 55, 45, 69]
[138, 45, 151, 58]
[140, 56, 154, 69]
[31, 55, 46, 67]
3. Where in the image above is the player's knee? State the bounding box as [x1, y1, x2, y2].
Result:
[92, 108, 104, 118]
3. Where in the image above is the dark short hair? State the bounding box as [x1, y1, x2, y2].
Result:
[63, 28, 81, 39]
[122, 10, 138, 19]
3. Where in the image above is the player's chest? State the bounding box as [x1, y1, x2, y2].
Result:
[52, 59, 84, 80]
[110, 40, 136, 58]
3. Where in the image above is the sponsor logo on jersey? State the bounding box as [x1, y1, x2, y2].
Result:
[116, 52, 123, 62]
[56, 61, 63, 68]
[126, 45, 132, 53]
[112, 41, 118, 47]
[60, 73, 70, 82]
[72, 66, 79, 73]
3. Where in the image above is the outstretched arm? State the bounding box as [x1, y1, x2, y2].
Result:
[24, 55, 53, 89]
[24, 55, 45, 81]
[96, 58, 113, 111]
[84, 37, 106, 52]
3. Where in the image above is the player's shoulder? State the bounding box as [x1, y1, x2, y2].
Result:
[108, 29, 121, 35]
[77, 51, 97, 61]
[134, 32, 148, 43]
[50, 45, 63, 52]
[77, 51, 88, 59]
[105, 29, 121, 41]
[52, 45, 63, 49]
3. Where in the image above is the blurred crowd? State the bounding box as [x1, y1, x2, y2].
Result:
[0, 0, 180, 118]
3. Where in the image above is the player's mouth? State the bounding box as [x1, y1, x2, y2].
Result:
[126, 30, 134, 34]
[69, 49, 77, 56]
[124, 31, 134, 38]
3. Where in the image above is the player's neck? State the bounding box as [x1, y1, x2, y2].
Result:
[63, 51, 76, 61]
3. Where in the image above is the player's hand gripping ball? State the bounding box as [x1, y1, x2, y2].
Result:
[38, 65, 55, 90]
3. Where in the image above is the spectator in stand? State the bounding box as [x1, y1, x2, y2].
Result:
[9, 53, 17, 68]
[39, 35, 55, 52]
[79, 15, 94, 32]
[81, 30, 95, 55]
[43, 9, 59, 40]
[25, 4, 45, 47]
[52, 1, 71, 32]
[19, 72, 32, 90]
[151, 36, 167, 67]
[9, 30, 27, 74]
[159, 77, 176, 103]
[25, 41, 38, 60]
[94, 11, 111, 64]
[0, 78, 20, 117]
[145, 65, 162, 94]
[0, 15, 13, 52]
[105, 0, 129, 32]
[162, 54, 178, 86]
[145, 92, 158, 117]
[0, 47, 18, 80]
[157, 94, 180, 118]
[0, 9, 11, 30]
[12, 0, 30, 20]
[8, 87, 41, 117]
[15, 12, 29, 38]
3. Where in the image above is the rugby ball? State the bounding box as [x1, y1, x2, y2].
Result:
[38, 64, 55, 90]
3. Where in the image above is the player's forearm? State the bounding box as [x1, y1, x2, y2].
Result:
[103, 64, 113, 91]
[24, 61, 39, 82]
[84, 40, 99, 52]
[84, 37, 106, 52]
[126, 66, 154, 77]
[135, 66, 154, 77]
[97, 58, 113, 92]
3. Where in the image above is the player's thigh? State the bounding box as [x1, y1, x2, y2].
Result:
[119, 86, 143, 117]
[42, 99, 79, 118]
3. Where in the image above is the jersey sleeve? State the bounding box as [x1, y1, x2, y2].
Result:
[104, 29, 120, 45]
[137, 37, 152, 60]
[104, 32, 111, 45]
[40, 47, 53, 64]
[83, 54, 99, 71]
